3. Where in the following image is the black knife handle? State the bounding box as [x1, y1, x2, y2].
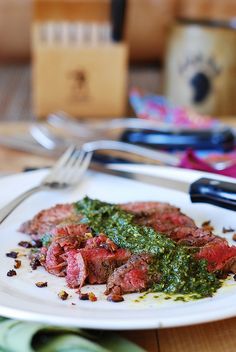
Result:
[190, 177, 236, 210]
[121, 127, 235, 151]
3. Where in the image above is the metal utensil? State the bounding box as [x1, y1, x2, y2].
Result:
[0, 145, 92, 224]
[0, 134, 57, 157]
[47, 111, 176, 139]
[30, 123, 179, 166]
[47, 112, 235, 152]
[91, 162, 236, 211]
[30, 123, 236, 171]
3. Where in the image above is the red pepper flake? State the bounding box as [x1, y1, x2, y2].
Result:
[6, 251, 18, 259]
[14, 260, 21, 269]
[58, 290, 69, 300]
[7, 269, 17, 277]
[223, 226, 235, 233]
[18, 241, 32, 248]
[107, 294, 124, 303]
[35, 281, 48, 288]
[88, 292, 97, 302]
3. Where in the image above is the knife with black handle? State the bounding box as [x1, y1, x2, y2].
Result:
[189, 177, 236, 210]
[90, 162, 236, 211]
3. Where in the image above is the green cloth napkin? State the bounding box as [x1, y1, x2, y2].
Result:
[0, 317, 145, 352]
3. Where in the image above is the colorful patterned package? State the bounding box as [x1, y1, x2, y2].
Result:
[129, 88, 236, 177]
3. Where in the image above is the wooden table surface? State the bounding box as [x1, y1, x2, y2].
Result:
[0, 121, 236, 352]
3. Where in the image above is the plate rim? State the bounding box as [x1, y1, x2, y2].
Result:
[0, 165, 235, 330]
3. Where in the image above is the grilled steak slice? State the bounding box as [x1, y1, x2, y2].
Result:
[120, 202, 180, 215]
[85, 234, 118, 252]
[105, 253, 160, 296]
[42, 224, 91, 276]
[84, 248, 130, 285]
[53, 223, 91, 240]
[170, 227, 225, 247]
[20, 201, 219, 247]
[21, 200, 236, 280]
[196, 241, 236, 273]
[66, 249, 87, 288]
[122, 201, 236, 272]
[66, 248, 131, 288]
[43, 241, 67, 276]
[19, 204, 79, 239]
[121, 201, 224, 247]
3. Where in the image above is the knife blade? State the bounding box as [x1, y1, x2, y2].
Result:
[90, 162, 236, 211]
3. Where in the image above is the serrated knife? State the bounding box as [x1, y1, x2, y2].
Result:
[90, 163, 236, 211]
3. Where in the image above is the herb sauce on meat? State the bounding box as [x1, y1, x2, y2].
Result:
[76, 197, 221, 298]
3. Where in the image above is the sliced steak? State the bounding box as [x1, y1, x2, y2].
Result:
[196, 241, 236, 273]
[42, 224, 92, 276]
[121, 201, 224, 247]
[53, 223, 91, 239]
[43, 241, 67, 277]
[120, 201, 179, 215]
[85, 234, 118, 252]
[66, 248, 131, 288]
[66, 249, 87, 288]
[84, 248, 130, 285]
[52, 223, 91, 249]
[19, 203, 79, 239]
[170, 227, 225, 247]
[105, 253, 160, 296]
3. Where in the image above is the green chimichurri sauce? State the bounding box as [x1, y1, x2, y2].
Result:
[75, 197, 222, 298]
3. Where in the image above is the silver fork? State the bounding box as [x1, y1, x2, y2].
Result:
[30, 123, 179, 166]
[31, 123, 236, 171]
[0, 145, 92, 224]
[47, 111, 172, 140]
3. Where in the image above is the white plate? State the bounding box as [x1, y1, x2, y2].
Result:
[0, 165, 236, 330]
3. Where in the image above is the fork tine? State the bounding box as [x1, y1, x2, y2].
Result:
[43, 144, 76, 183]
[41, 144, 92, 189]
[61, 149, 85, 184]
[70, 151, 93, 184]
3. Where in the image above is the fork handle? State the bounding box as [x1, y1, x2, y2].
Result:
[0, 185, 43, 224]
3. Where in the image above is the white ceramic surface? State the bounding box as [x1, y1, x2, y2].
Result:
[0, 166, 236, 330]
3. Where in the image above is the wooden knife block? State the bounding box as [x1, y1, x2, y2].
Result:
[32, 0, 128, 119]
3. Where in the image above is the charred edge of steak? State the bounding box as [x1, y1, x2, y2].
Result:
[105, 253, 160, 296]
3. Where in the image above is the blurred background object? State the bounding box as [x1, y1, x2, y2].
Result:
[0, 0, 31, 62]
[0, 2, 236, 179]
[124, 0, 177, 63]
[177, 0, 236, 21]
[164, 18, 236, 116]
[1, 0, 236, 62]
[0, 0, 236, 119]
[32, 0, 128, 119]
